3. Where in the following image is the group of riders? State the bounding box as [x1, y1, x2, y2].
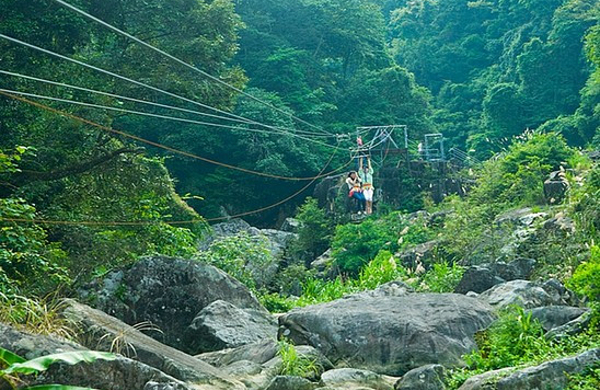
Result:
[346, 156, 375, 215]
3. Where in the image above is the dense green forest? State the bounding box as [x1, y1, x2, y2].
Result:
[0, 1, 600, 389]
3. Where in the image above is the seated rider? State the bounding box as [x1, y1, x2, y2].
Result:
[346, 171, 366, 214]
[359, 157, 375, 215]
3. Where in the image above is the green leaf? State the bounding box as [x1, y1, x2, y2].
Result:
[2, 351, 117, 376]
[0, 346, 26, 366]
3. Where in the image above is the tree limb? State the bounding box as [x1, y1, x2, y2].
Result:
[16, 147, 143, 183]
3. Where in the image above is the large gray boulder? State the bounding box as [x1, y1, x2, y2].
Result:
[280, 218, 302, 233]
[196, 339, 279, 367]
[455, 259, 536, 294]
[344, 281, 414, 300]
[255, 228, 297, 260]
[545, 311, 592, 340]
[458, 348, 600, 390]
[211, 219, 253, 239]
[478, 279, 572, 309]
[398, 240, 441, 270]
[61, 299, 244, 388]
[265, 376, 317, 390]
[88, 256, 266, 354]
[184, 300, 277, 352]
[34, 356, 197, 390]
[320, 368, 395, 390]
[0, 323, 204, 390]
[395, 365, 445, 390]
[529, 306, 588, 332]
[544, 171, 569, 204]
[0, 322, 80, 359]
[278, 294, 496, 375]
[196, 340, 331, 389]
[311, 249, 337, 280]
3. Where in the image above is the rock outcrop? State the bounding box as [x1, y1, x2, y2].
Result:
[34, 356, 197, 390]
[61, 299, 243, 387]
[478, 279, 575, 309]
[264, 375, 316, 390]
[320, 368, 395, 390]
[87, 256, 266, 354]
[197, 340, 279, 368]
[455, 258, 536, 294]
[0, 321, 238, 390]
[185, 300, 277, 352]
[278, 293, 495, 375]
[545, 311, 592, 340]
[544, 171, 569, 204]
[395, 365, 446, 390]
[529, 306, 588, 332]
[0, 322, 80, 359]
[458, 348, 600, 390]
[196, 340, 332, 390]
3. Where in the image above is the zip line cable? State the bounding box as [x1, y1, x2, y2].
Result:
[0, 88, 335, 148]
[52, 0, 332, 137]
[0, 70, 329, 139]
[0, 135, 354, 226]
[0, 34, 332, 141]
[0, 91, 352, 181]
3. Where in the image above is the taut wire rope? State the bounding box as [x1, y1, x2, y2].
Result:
[52, 0, 332, 136]
[0, 91, 351, 182]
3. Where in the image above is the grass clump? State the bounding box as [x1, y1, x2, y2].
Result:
[567, 245, 600, 327]
[465, 305, 550, 371]
[277, 339, 321, 379]
[0, 293, 77, 340]
[446, 307, 600, 390]
[568, 365, 600, 390]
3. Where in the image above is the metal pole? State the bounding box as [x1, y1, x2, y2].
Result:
[441, 138, 446, 161]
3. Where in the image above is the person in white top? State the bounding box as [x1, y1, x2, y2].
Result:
[345, 171, 366, 214]
[359, 157, 375, 215]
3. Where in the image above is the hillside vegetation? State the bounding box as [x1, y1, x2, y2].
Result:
[0, 1, 599, 390]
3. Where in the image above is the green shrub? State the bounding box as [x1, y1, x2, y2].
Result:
[472, 132, 575, 207]
[0, 197, 69, 294]
[272, 264, 314, 296]
[568, 365, 600, 390]
[397, 216, 435, 251]
[356, 250, 406, 290]
[419, 262, 465, 293]
[570, 166, 599, 237]
[447, 331, 600, 390]
[331, 219, 396, 274]
[277, 339, 321, 379]
[200, 231, 276, 290]
[298, 276, 351, 306]
[568, 246, 600, 302]
[568, 246, 600, 326]
[291, 198, 333, 263]
[465, 306, 549, 371]
[259, 291, 296, 313]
